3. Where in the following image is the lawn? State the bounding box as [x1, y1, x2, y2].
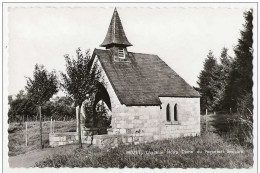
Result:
[8, 115, 254, 168]
[35, 131, 253, 168]
[35, 114, 253, 168]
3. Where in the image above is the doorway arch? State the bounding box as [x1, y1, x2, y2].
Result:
[93, 82, 111, 111]
[92, 82, 112, 134]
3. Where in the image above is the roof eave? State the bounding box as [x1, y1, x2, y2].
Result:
[100, 42, 133, 47]
[124, 103, 161, 107]
[158, 95, 201, 98]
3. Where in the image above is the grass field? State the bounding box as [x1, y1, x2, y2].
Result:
[8, 115, 254, 168]
[8, 120, 76, 156]
[34, 131, 253, 168]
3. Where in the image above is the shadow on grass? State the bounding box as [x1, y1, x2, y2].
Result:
[210, 114, 231, 135]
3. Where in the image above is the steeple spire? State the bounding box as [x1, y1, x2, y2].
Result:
[100, 8, 132, 48]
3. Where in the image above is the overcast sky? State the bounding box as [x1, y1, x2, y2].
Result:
[8, 6, 247, 96]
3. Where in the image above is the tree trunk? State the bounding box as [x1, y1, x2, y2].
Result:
[39, 106, 43, 149]
[77, 104, 82, 148]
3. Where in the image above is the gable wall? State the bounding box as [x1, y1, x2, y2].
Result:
[159, 97, 200, 139]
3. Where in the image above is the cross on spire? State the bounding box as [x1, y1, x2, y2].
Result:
[100, 8, 132, 48]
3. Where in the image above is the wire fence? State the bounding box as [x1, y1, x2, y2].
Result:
[201, 109, 235, 116]
[8, 115, 76, 124]
[8, 119, 77, 149]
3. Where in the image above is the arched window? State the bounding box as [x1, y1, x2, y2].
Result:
[174, 104, 178, 121]
[166, 104, 171, 122]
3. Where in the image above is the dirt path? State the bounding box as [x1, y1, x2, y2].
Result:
[9, 145, 78, 168]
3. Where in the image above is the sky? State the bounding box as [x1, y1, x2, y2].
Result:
[8, 6, 247, 96]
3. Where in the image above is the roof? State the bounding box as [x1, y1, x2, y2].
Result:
[93, 49, 200, 106]
[100, 8, 132, 47]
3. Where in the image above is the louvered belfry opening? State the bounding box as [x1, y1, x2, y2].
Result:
[118, 48, 125, 59]
[100, 8, 132, 61]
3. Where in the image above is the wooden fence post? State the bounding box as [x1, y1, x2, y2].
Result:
[50, 118, 53, 133]
[25, 122, 28, 146]
[206, 109, 208, 132]
[39, 106, 43, 149]
[53, 120, 55, 133]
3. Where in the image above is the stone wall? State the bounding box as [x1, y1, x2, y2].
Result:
[49, 130, 98, 147]
[159, 97, 200, 139]
[50, 96, 200, 147]
[107, 97, 200, 141]
[49, 132, 79, 147]
[50, 133, 154, 148]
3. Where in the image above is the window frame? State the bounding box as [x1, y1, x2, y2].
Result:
[165, 103, 179, 125]
[166, 104, 171, 122]
[174, 104, 178, 121]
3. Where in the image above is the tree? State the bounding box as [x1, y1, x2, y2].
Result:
[8, 95, 13, 104]
[8, 92, 75, 123]
[213, 47, 233, 110]
[45, 96, 75, 121]
[8, 95, 36, 123]
[16, 90, 26, 100]
[8, 90, 37, 123]
[197, 51, 219, 112]
[61, 48, 101, 148]
[25, 64, 58, 148]
[224, 9, 253, 111]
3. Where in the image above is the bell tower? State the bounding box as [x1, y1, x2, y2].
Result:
[100, 8, 132, 61]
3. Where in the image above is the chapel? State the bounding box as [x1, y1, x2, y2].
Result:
[50, 8, 201, 147]
[89, 8, 201, 141]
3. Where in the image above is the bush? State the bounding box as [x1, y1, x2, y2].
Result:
[226, 114, 253, 147]
[226, 93, 253, 146]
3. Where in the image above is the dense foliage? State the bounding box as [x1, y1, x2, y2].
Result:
[61, 48, 101, 107]
[224, 10, 253, 111]
[8, 91, 36, 123]
[197, 10, 253, 145]
[197, 51, 218, 112]
[197, 10, 253, 114]
[26, 64, 59, 106]
[61, 48, 102, 147]
[8, 93, 76, 122]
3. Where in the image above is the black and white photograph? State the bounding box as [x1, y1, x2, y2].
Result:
[2, 2, 258, 171]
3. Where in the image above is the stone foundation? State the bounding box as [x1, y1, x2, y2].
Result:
[50, 95, 201, 148]
[49, 129, 200, 148]
[49, 132, 79, 147]
[49, 128, 99, 147]
[49, 133, 149, 148]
